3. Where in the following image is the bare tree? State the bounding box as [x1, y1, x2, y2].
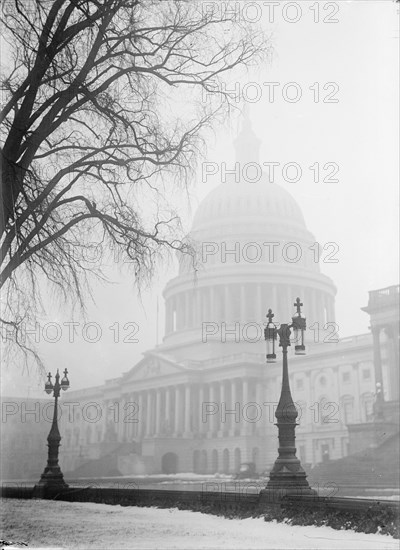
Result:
[0, 0, 268, 369]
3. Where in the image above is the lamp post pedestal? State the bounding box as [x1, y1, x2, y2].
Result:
[261, 319, 316, 501]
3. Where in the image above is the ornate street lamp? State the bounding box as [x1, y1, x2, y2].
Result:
[260, 299, 316, 499]
[34, 369, 70, 493]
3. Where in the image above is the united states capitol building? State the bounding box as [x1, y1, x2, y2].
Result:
[58, 123, 399, 478]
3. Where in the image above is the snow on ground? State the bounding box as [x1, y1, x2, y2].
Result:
[1, 499, 398, 550]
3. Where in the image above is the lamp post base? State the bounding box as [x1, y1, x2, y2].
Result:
[33, 467, 69, 497]
[260, 456, 317, 501]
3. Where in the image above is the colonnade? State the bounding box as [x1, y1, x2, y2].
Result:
[104, 378, 270, 442]
[165, 284, 335, 336]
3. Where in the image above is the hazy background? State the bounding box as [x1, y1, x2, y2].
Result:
[2, 0, 398, 397]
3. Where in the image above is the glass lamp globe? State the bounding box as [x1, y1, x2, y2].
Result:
[45, 373, 53, 394]
[60, 369, 70, 391]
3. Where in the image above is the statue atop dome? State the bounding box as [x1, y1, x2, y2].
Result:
[233, 108, 261, 165]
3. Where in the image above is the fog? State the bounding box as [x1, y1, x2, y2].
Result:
[2, 1, 397, 399]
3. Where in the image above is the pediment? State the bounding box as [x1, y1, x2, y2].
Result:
[124, 354, 186, 382]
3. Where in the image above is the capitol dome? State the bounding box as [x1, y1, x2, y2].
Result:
[186, 173, 317, 278]
[190, 113, 311, 246]
[162, 118, 337, 352]
[191, 178, 309, 244]
[192, 179, 306, 235]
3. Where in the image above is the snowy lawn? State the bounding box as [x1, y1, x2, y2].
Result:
[1, 499, 398, 550]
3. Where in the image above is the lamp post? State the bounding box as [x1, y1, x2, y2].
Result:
[260, 298, 316, 499]
[34, 369, 70, 493]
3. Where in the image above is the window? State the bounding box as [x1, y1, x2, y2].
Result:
[342, 372, 350, 383]
[321, 443, 330, 462]
[341, 396, 354, 424]
[296, 378, 304, 390]
[362, 369, 371, 380]
[319, 376, 327, 387]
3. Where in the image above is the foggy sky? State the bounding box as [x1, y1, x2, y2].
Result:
[2, 1, 398, 397]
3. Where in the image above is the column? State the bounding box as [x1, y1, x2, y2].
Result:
[198, 384, 205, 434]
[138, 393, 143, 437]
[203, 287, 207, 321]
[155, 389, 161, 435]
[175, 294, 181, 330]
[130, 393, 139, 441]
[371, 326, 383, 391]
[125, 394, 132, 441]
[185, 291, 191, 329]
[316, 290, 323, 327]
[325, 295, 332, 324]
[214, 383, 220, 433]
[322, 293, 328, 324]
[117, 397, 124, 442]
[165, 300, 172, 334]
[100, 400, 107, 440]
[184, 385, 191, 435]
[384, 324, 399, 401]
[241, 379, 249, 435]
[353, 363, 361, 423]
[165, 387, 171, 434]
[209, 286, 215, 321]
[209, 383, 216, 436]
[181, 293, 186, 329]
[256, 381, 263, 435]
[146, 391, 153, 437]
[230, 379, 237, 435]
[203, 288, 210, 323]
[196, 289, 202, 326]
[174, 385, 181, 434]
[225, 286, 231, 322]
[219, 381, 226, 436]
